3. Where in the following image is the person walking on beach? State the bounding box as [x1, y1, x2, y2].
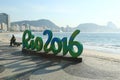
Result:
[10, 35, 16, 46]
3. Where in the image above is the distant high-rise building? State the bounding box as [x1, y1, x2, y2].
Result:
[0, 13, 10, 31]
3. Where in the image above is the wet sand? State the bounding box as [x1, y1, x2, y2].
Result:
[0, 32, 120, 80]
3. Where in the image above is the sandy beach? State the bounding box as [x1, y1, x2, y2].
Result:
[0, 32, 120, 80]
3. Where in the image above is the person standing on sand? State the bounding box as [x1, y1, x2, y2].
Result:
[10, 35, 16, 46]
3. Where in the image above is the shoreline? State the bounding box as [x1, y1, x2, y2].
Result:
[2, 31, 119, 55]
[0, 32, 23, 43]
[0, 32, 120, 60]
[0, 32, 120, 80]
[83, 49, 120, 62]
[0, 32, 120, 61]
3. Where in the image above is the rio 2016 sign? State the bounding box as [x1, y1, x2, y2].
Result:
[22, 30, 83, 58]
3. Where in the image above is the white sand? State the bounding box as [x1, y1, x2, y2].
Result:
[0, 32, 22, 43]
[0, 32, 120, 80]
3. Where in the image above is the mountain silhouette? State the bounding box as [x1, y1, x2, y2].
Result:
[75, 22, 119, 32]
[11, 19, 120, 32]
[11, 19, 59, 29]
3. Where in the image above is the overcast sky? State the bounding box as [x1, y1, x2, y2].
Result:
[0, 0, 120, 27]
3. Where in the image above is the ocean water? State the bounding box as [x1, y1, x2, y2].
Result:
[17, 32, 120, 54]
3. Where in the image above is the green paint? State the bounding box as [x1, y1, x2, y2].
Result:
[43, 30, 52, 53]
[35, 37, 43, 51]
[69, 30, 83, 57]
[51, 37, 62, 54]
[22, 30, 83, 58]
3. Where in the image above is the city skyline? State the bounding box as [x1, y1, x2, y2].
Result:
[0, 0, 120, 27]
